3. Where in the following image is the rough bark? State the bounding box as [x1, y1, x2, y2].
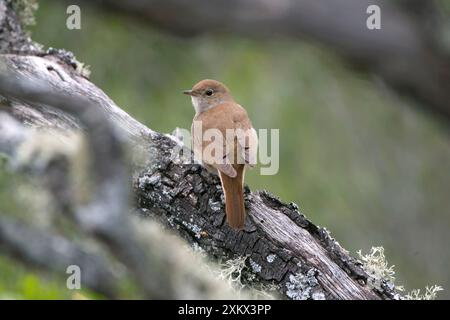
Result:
[0, 0, 400, 299]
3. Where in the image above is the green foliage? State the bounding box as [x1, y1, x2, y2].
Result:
[0, 255, 71, 299]
[1, 1, 450, 299]
[0, 161, 27, 216]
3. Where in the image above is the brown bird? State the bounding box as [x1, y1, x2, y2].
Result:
[184, 79, 258, 229]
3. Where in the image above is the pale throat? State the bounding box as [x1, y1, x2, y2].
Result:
[191, 96, 222, 114]
[191, 96, 201, 113]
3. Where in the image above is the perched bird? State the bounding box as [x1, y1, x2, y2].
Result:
[184, 79, 258, 230]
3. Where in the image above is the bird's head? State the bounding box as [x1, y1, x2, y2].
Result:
[183, 79, 234, 114]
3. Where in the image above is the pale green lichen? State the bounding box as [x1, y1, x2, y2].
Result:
[15, 131, 81, 171]
[75, 62, 91, 78]
[46, 48, 91, 78]
[180, 220, 202, 239]
[12, 130, 98, 206]
[357, 246, 443, 300]
[216, 256, 249, 291]
[249, 258, 262, 273]
[10, 0, 38, 29]
[213, 255, 280, 299]
[357, 246, 400, 290]
[404, 285, 444, 300]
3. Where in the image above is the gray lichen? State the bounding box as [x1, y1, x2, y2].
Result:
[312, 291, 326, 300]
[266, 254, 276, 263]
[285, 268, 321, 300]
[0, 0, 42, 53]
[208, 198, 222, 212]
[181, 220, 202, 239]
[191, 242, 205, 255]
[249, 258, 262, 273]
[138, 173, 161, 189]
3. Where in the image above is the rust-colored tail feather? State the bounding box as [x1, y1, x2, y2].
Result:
[219, 164, 246, 230]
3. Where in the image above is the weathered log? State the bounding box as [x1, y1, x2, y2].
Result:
[0, 0, 399, 299]
[0, 73, 239, 300]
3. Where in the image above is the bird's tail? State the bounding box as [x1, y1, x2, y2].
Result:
[219, 164, 246, 230]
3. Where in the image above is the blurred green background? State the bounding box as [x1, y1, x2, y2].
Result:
[1, 1, 449, 298]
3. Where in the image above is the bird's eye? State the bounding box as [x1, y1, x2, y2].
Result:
[205, 89, 214, 96]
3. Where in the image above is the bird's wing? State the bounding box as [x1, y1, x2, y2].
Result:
[233, 105, 258, 167]
[192, 108, 237, 178]
[192, 102, 257, 177]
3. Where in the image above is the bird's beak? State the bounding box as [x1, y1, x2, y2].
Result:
[183, 90, 194, 96]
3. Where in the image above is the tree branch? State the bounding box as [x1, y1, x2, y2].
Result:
[0, 70, 238, 299]
[0, 0, 401, 299]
